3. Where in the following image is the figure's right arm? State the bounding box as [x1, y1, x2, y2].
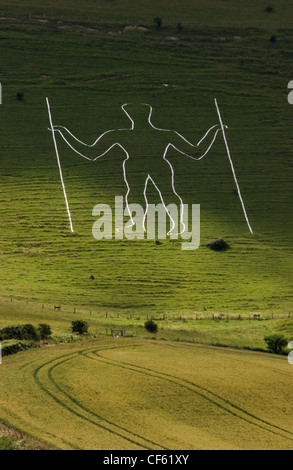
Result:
[50, 126, 118, 161]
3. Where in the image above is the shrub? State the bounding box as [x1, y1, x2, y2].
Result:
[16, 91, 24, 100]
[207, 239, 230, 251]
[0, 325, 19, 340]
[0, 324, 39, 341]
[38, 324, 52, 340]
[71, 320, 88, 335]
[2, 340, 37, 356]
[144, 319, 158, 333]
[265, 5, 274, 13]
[264, 333, 288, 354]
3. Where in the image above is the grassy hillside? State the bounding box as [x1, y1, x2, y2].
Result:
[0, 338, 292, 450]
[0, 0, 292, 327]
[0, 1, 292, 452]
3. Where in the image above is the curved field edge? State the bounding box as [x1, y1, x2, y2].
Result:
[0, 337, 292, 450]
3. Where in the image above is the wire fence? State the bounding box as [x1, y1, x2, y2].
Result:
[0, 12, 156, 25]
[0, 11, 236, 30]
[3, 296, 292, 322]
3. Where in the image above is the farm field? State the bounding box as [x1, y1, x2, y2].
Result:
[0, 337, 292, 450]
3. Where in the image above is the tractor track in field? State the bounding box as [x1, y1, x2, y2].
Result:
[84, 346, 293, 443]
[33, 345, 170, 450]
[152, 341, 293, 378]
[31, 342, 293, 449]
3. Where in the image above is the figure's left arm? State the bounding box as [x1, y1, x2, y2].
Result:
[169, 124, 225, 160]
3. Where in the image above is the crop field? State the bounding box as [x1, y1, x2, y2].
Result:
[0, 0, 292, 451]
[0, 338, 292, 450]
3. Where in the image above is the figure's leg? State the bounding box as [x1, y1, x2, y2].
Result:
[150, 159, 185, 235]
[123, 162, 149, 230]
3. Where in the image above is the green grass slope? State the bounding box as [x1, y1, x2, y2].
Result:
[0, 0, 292, 322]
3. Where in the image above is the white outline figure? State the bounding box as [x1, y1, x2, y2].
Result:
[47, 101, 224, 235]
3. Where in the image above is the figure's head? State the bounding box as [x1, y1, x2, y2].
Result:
[121, 102, 152, 127]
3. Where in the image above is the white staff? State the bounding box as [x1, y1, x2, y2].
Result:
[46, 97, 74, 233]
[214, 98, 253, 234]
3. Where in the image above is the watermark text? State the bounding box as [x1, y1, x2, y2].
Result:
[92, 197, 200, 251]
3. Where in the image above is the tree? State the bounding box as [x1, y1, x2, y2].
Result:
[71, 320, 88, 335]
[264, 333, 288, 354]
[154, 17, 162, 29]
[38, 324, 52, 340]
[20, 324, 40, 340]
[144, 319, 158, 334]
